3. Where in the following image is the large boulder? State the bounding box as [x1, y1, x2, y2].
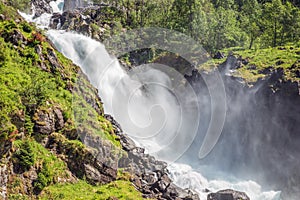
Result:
[207, 189, 250, 200]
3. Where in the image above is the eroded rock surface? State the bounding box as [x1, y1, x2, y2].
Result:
[207, 189, 250, 200]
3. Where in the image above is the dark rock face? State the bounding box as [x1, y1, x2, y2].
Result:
[46, 132, 118, 185]
[49, 5, 123, 42]
[207, 189, 250, 200]
[32, 0, 53, 17]
[2, 29, 26, 46]
[33, 107, 64, 135]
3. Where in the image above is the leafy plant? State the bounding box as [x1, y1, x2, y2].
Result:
[13, 140, 35, 171]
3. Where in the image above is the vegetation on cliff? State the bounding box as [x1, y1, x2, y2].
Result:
[0, 2, 139, 199]
[211, 44, 300, 83]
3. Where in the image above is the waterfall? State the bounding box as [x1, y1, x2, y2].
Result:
[19, 1, 283, 199]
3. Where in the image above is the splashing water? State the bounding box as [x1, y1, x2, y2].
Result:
[168, 163, 281, 200]
[18, 0, 64, 28]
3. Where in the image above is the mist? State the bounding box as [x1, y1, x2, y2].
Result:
[182, 59, 300, 199]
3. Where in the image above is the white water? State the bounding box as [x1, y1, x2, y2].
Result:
[18, 0, 64, 29]
[20, 1, 282, 199]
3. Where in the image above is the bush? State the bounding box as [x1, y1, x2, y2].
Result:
[34, 163, 52, 192]
[13, 140, 35, 171]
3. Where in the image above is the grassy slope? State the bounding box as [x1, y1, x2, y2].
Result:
[0, 2, 140, 199]
[40, 180, 144, 200]
[211, 45, 300, 83]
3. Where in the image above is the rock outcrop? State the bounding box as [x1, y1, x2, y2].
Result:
[207, 189, 250, 200]
[32, 0, 53, 17]
[49, 5, 122, 41]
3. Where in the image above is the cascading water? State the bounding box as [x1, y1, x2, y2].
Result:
[20, 1, 283, 199]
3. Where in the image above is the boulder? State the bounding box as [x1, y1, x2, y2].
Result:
[207, 189, 250, 200]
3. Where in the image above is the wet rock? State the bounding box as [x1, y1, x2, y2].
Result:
[32, 0, 53, 18]
[207, 189, 250, 200]
[50, 13, 62, 29]
[104, 115, 199, 200]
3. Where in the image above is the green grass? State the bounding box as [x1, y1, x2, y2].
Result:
[211, 45, 300, 83]
[39, 180, 144, 200]
[0, 7, 121, 147]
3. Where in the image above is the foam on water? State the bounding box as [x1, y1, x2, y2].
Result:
[168, 163, 281, 200]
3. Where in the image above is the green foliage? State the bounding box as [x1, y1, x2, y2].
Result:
[34, 163, 52, 191]
[8, 194, 29, 200]
[40, 180, 144, 200]
[10, 140, 68, 196]
[104, 0, 300, 53]
[13, 140, 35, 171]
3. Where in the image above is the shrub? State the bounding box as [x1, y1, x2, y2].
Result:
[34, 163, 52, 192]
[13, 140, 35, 171]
